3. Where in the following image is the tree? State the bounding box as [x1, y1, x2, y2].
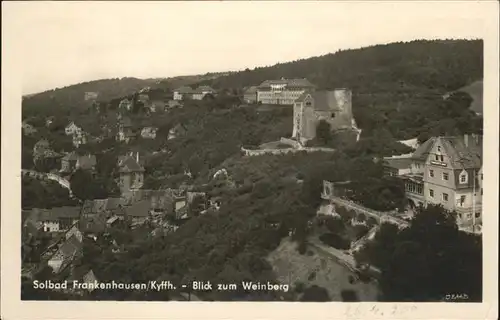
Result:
[315, 120, 332, 146]
[300, 285, 330, 301]
[357, 204, 482, 302]
[325, 216, 345, 234]
[70, 169, 109, 200]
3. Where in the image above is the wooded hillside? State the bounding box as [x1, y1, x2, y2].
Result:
[198, 39, 484, 140]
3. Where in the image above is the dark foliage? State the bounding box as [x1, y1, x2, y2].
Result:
[197, 40, 483, 140]
[355, 204, 482, 302]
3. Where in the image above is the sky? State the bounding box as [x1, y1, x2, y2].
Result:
[2, 1, 493, 95]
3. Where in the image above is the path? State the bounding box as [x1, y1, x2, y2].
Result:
[21, 169, 73, 197]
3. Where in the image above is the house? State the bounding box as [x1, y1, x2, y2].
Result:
[138, 93, 150, 104]
[168, 123, 187, 140]
[149, 100, 166, 113]
[65, 121, 83, 136]
[383, 158, 413, 176]
[257, 78, 316, 105]
[81, 198, 125, 233]
[84, 92, 99, 101]
[243, 86, 258, 104]
[65, 224, 84, 243]
[118, 98, 133, 111]
[141, 127, 158, 139]
[33, 139, 51, 158]
[400, 134, 483, 228]
[47, 234, 83, 274]
[118, 152, 145, 195]
[45, 117, 54, 127]
[123, 200, 152, 225]
[292, 89, 355, 144]
[166, 100, 182, 109]
[22, 121, 37, 136]
[116, 117, 136, 143]
[26, 206, 81, 233]
[173, 86, 194, 101]
[65, 121, 88, 147]
[192, 86, 217, 100]
[60, 152, 97, 173]
[65, 267, 98, 294]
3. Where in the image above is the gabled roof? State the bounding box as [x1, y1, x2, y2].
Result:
[440, 135, 482, 169]
[258, 78, 315, 89]
[383, 158, 413, 170]
[412, 135, 482, 169]
[59, 234, 82, 258]
[29, 206, 81, 221]
[174, 86, 194, 94]
[411, 137, 436, 162]
[78, 154, 97, 169]
[62, 151, 79, 161]
[124, 200, 151, 217]
[297, 90, 348, 112]
[80, 214, 107, 234]
[198, 85, 216, 92]
[82, 197, 125, 214]
[244, 86, 258, 94]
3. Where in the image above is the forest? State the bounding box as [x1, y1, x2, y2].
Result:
[197, 39, 483, 140]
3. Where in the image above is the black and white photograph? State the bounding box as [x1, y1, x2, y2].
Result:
[2, 1, 498, 319]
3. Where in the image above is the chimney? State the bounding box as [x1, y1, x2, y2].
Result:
[464, 134, 469, 148]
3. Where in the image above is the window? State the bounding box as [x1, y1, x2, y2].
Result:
[460, 174, 467, 183]
[481, 173, 483, 180]
[331, 113, 336, 118]
[481, 188, 483, 195]
[442, 172, 449, 181]
[466, 213, 472, 219]
[437, 146, 441, 152]
[442, 193, 449, 201]
[429, 189, 434, 197]
[429, 169, 434, 177]
[435, 155, 439, 161]
[460, 195, 466, 206]
[440, 155, 444, 162]
[475, 211, 481, 218]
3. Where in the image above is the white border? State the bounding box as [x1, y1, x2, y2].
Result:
[2, 1, 498, 319]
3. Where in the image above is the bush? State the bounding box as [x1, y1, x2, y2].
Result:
[319, 233, 351, 250]
[341, 289, 359, 302]
[325, 217, 345, 234]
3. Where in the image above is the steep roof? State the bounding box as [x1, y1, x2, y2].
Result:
[258, 78, 315, 89]
[440, 135, 482, 169]
[118, 156, 145, 173]
[30, 206, 81, 221]
[383, 158, 413, 170]
[62, 151, 79, 161]
[78, 155, 97, 169]
[124, 200, 151, 217]
[82, 197, 125, 214]
[311, 91, 345, 112]
[411, 137, 436, 162]
[198, 85, 216, 92]
[59, 234, 82, 258]
[412, 135, 482, 170]
[174, 86, 194, 94]
[244, 86, 258, 94]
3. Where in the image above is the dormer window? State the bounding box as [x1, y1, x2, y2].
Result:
[459, 170, 468, 184]
[305, 101, 312, 106]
